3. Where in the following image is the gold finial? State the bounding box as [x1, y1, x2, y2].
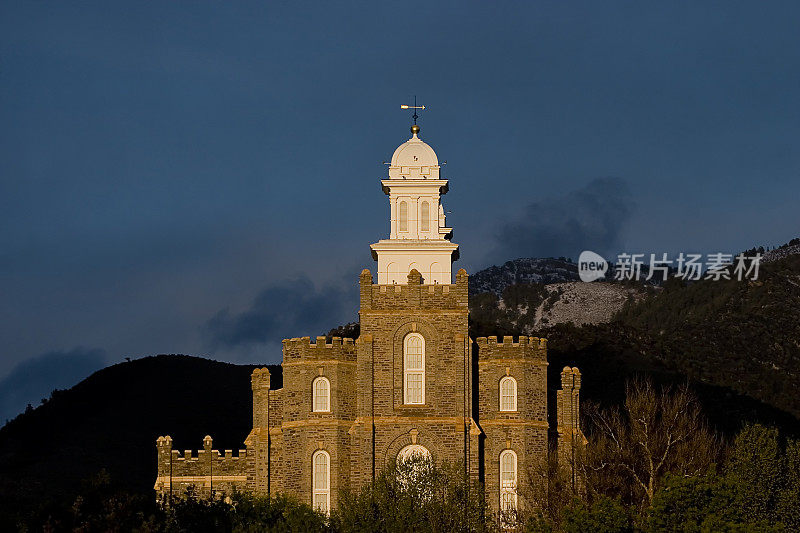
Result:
[410, 124, 420, 135]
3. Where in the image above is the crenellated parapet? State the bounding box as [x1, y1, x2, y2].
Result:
[154, 435, 248, 500]
[474, 335, 548, 363]
[359, 268, 469, 311]
[281, 336, 357, 363]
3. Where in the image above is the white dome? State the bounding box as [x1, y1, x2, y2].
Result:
[390, 133, 439, 168]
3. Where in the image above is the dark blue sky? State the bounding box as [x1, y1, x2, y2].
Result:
[1, 2, 798, 421]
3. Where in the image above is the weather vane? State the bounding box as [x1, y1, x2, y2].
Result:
[400, 96, 425, 125]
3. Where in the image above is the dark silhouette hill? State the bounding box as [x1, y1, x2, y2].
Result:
[0, 355, 281, 523]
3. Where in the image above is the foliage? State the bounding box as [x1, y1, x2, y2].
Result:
[646, 472, 784, 533]
[727, 424, 800, 530]
[331, 455, 494, 533]
[153, 492, 328, 533]
[559, 497, 632, 533]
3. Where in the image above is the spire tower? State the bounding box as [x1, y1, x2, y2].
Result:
[370, 124, 459, 284]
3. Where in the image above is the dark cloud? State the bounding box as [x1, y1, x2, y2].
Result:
[204, 275, 357, 349]
[488, 177, 635, 264]
[0, 347, 106, 425]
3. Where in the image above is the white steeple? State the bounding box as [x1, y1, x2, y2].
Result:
[370, 125, 459, 284]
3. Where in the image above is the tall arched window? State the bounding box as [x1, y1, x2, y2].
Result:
[313, 377, 330, 412]
[499, 376, 517, 412]
[420, 201, 430, 232]
[404, 333, 425, 404]
[399, 201, 408, 232]
[312, 450, 330, 515]
[500, 450, 518, 514]
[396, 444, 432, 489]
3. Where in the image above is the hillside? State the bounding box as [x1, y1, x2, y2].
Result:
[615, 251, 800, 418]
[468, 257, 581, 295]
[469, 241, 800, 425]
[0, 355, 281, 525]
[471, 281, 650, 331]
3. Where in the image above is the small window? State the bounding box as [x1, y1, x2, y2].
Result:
[499, 376, 517, 412]
[420, 201, 430, 232]
[399, 201, 408, 232]
[500, 450, 518, 514]
[404, 333, 425, 404]
[312, 450, 330, 515]
[313, 377, 330, 412]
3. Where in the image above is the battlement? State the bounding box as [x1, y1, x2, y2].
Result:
[474, 335, 548, 362]
[155, 435, 249, 498]
[282, 335, 357, 363]
[157, 435, 247, 462]
[359, 268, 469, 311]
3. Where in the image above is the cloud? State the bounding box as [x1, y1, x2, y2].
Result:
[0, 347, 106, 425]
[203, 275, 357, 350]
[488, 177, 635, 264]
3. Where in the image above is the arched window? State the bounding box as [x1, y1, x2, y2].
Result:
[420, 201, 430, 232]
[396, 444, 431, 466]
[499, 376, 517, 412]
[396, 444, 432, 488]
[399, 201, 408, 232]
[313, 377, 330, 412]
[312, 450, 330, 515]
[404, 333, 425, 404]
[500, 450, 518, 514]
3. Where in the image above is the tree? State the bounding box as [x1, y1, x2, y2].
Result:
[559, 497, 631, 533]
[726, 424, 800, 530]
[726, 424, 782, 524]
[582, 379, 719, 508]
[332, 455, 493, 533]
[647, 472, 785, 533]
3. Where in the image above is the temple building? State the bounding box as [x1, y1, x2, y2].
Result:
[154, 123, 582, 517]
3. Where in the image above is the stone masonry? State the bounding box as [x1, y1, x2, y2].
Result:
[155, 267, 582, 515]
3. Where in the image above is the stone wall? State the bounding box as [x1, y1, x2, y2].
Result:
[155, 435, 248, 500]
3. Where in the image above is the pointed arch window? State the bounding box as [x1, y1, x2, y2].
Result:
[404, 333, 425, 404]
[313, 377, 330, 412]
[500, 449, 518, 514]
[399, 201, 408, 232]
[499, 376, 517, 412]
[312, 450, 330, 515]
[420, 201, 430, 232]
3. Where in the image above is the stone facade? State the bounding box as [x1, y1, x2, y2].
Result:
[154, 125, 582, 515]
[155, 268, 582, 515]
